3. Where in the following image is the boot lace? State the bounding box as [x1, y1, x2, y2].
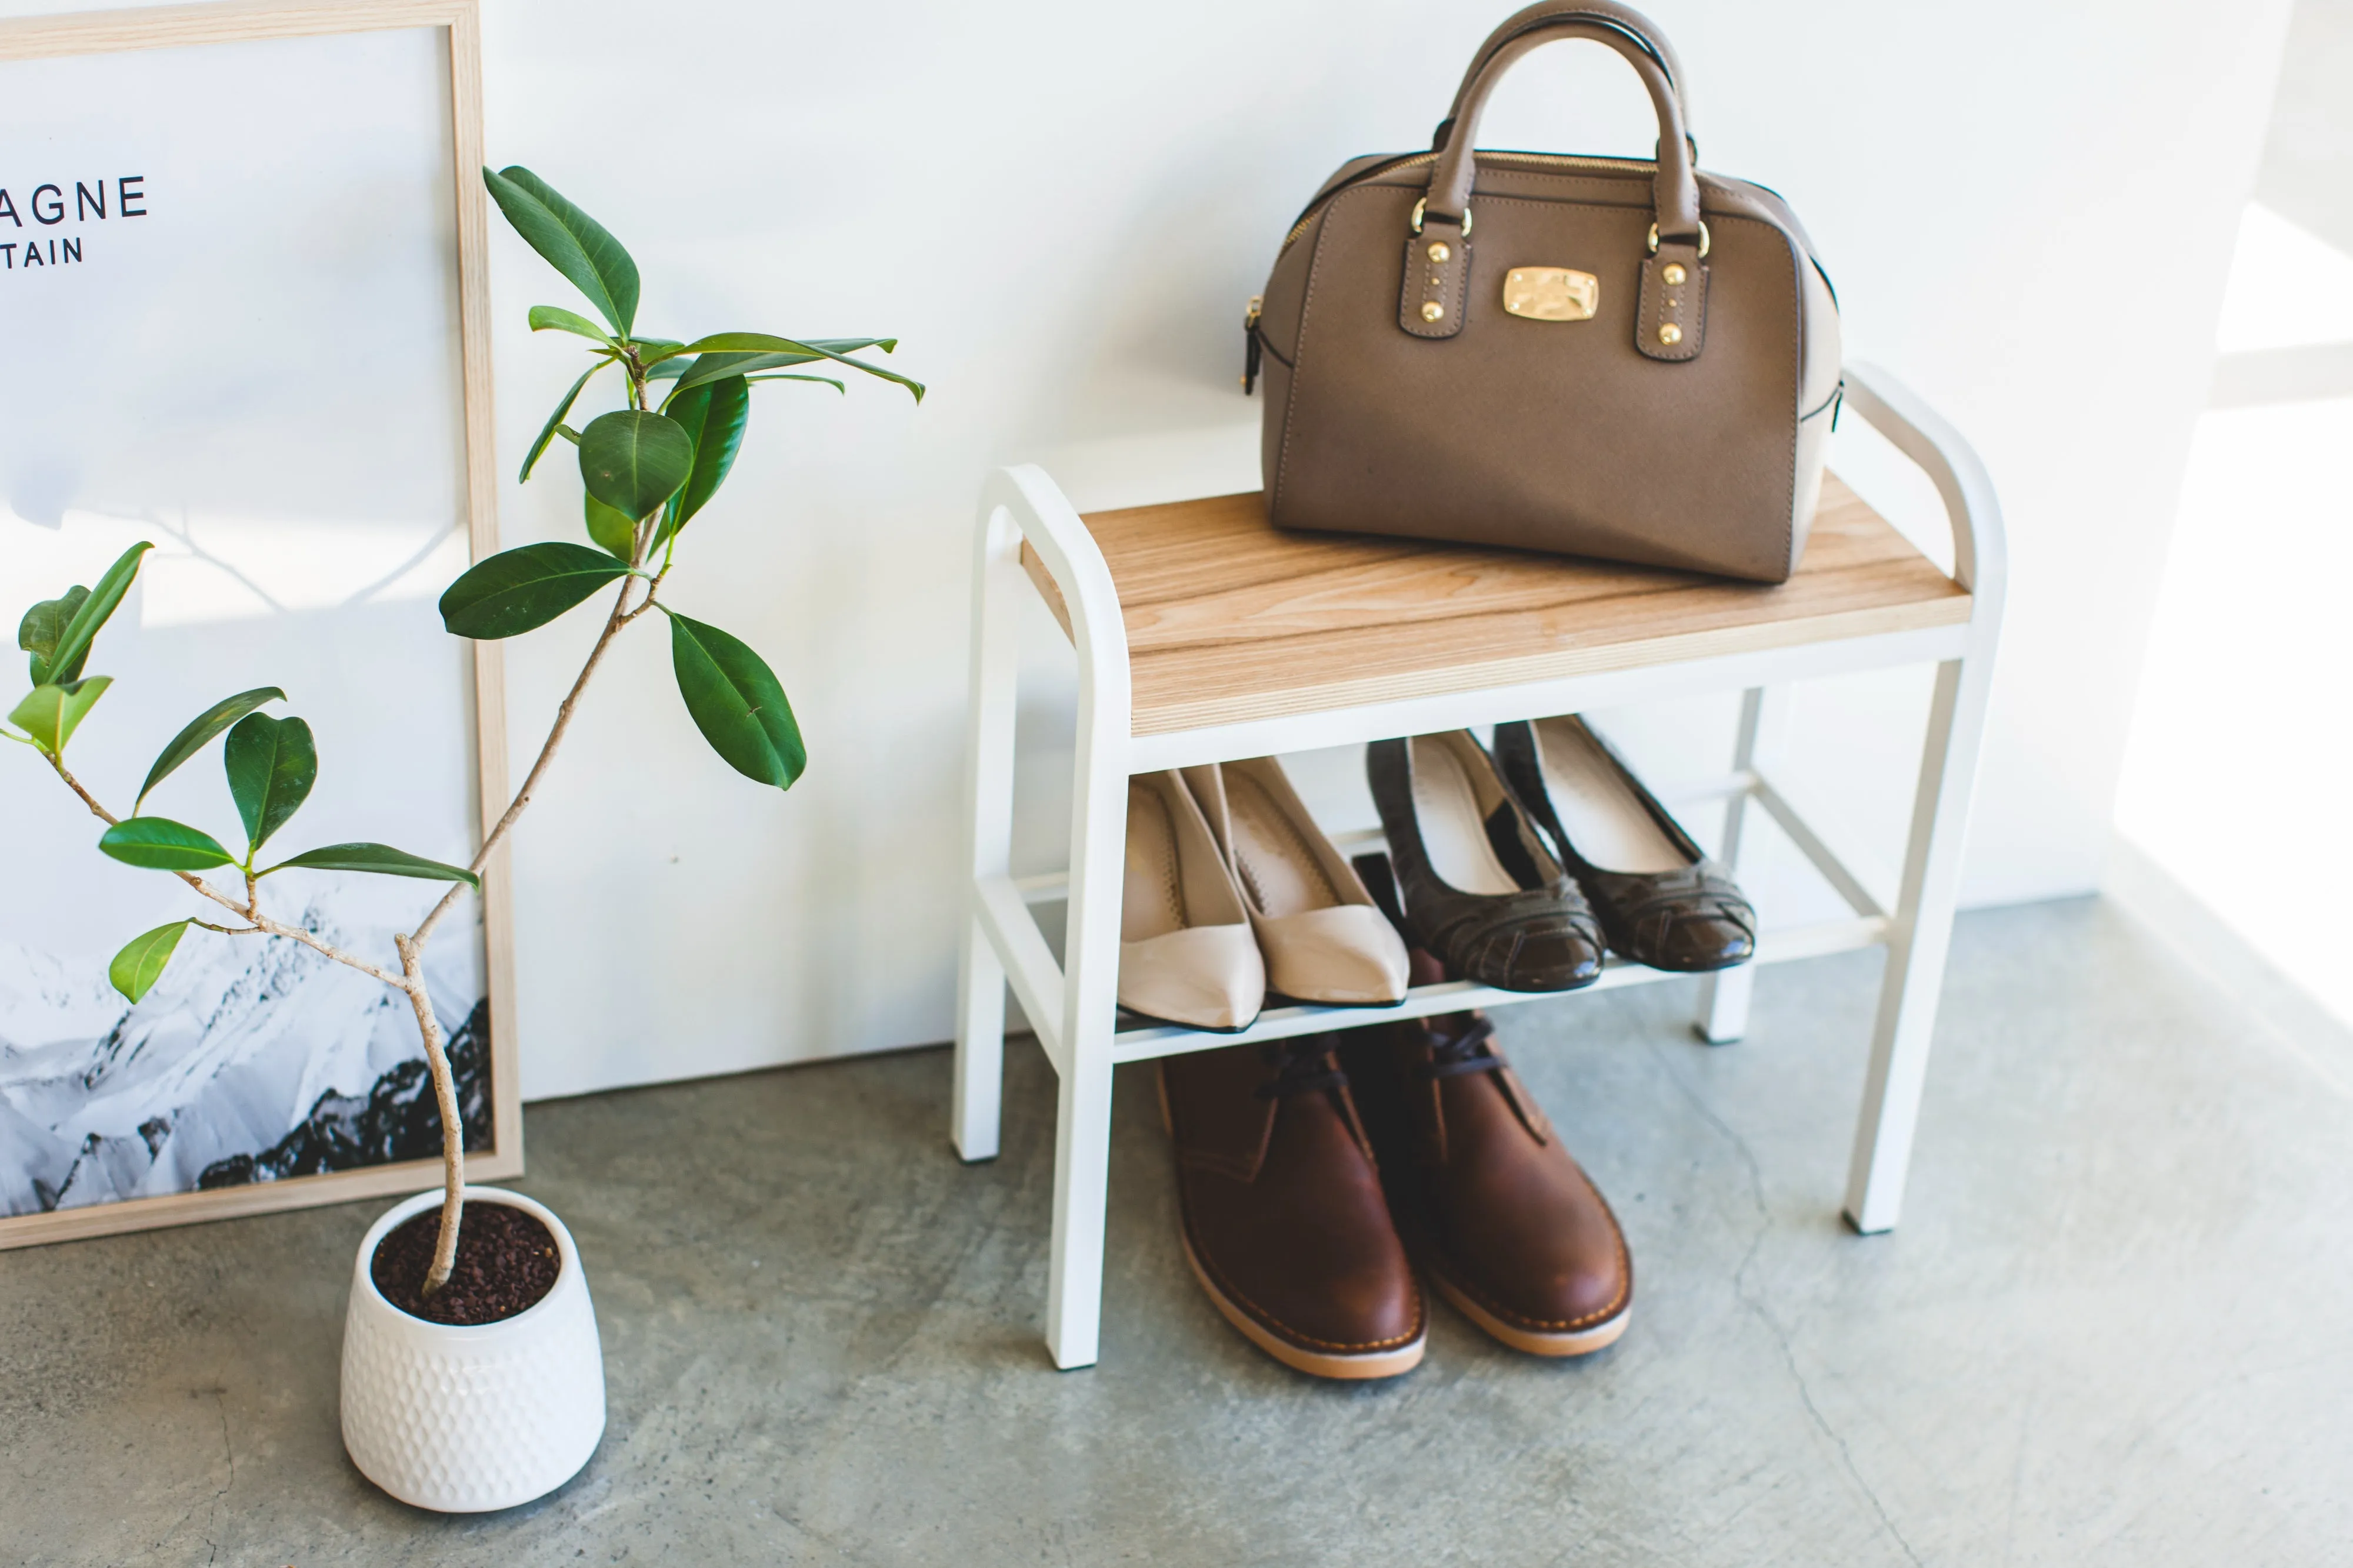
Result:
[1421, 1014, 1504, 1079]
[1255, 1035, 1349, 1099]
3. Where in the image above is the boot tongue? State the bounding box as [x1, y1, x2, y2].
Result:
[1261, 1036, 1381, 1166]
[1165, 1045, 1279, 1182]
[1419, 1013, 1554, 1145]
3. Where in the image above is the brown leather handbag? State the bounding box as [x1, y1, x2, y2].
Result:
[1247, 1, 1841, 583]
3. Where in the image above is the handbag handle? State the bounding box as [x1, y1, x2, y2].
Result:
[1419, 3, 1702, 249]
[1432, 0, 1692, 150]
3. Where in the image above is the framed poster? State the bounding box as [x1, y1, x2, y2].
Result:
[0, 0, 519, 1247]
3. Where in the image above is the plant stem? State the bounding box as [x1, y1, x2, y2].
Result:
[396, 932, 466, 1295]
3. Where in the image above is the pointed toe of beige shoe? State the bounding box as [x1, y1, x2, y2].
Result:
[1119, 925, 1267, 1031]
[1119, 772, 1268, 1031]
[1181, 756, 1415, 1010]
[1255, 905, 1411, 1006]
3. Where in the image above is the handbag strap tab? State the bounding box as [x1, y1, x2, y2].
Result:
[1399, 221, 1471, 339]
[1636, 241, 1707, 361]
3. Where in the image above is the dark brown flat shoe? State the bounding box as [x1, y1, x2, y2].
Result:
[1366, 732, 1604, 992]
[1342, 1012, 1631, 1357]
[1161, 1036, 1425, 1379]
[1493, 716, 1756, 973]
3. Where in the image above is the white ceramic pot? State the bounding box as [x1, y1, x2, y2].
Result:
[340, 1185, 605, 1512]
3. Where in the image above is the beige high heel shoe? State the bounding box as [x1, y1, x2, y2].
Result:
[1119, 771, 1266, 1031]
[1182, 758, 1411, 1007]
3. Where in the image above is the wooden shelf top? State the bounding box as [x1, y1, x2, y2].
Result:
[1022, 475, 1969, 737]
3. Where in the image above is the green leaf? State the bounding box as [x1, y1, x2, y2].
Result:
[666, 610, 805, 789]
[666, 351, 812, 392]
[265, 842, 479, 886]
[223, 713, 316, 855]
[746, 374, 846, 393]
[665, 337, 900, 394]
[108, 921, 189, 1004]
[98, 816, 234, 872]
[19, 585, 89, 685]
[137, 686, 285, 809]
[520, 360, 611, 483]
[645, 335, 894, 371]
[41, 542, 151, 685]
[439, 542, 631, 639]
[645, 360, 694, 382]
[579, 409, 693, 521]
[585, 492, 636, 559]
[658, 375, 750, 544]
[9, 676, 112, 755]
[527, 304, 614, 342]
[668, 334, 922, 402]
[481, 165, 639, 335]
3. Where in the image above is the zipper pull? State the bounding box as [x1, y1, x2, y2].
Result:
[1241, 295, 1264, 394]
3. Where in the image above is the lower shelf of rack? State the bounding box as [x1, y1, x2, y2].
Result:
[1105, 913, 1888, 1063]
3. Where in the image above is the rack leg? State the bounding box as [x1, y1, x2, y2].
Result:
[954, 919, 1008, 1164]
[1844, 654, 1992, 1232]
[1044, 798, 1125, 1369]
[1696, 685, 1787, 1044]
[953, 505, 1025, 1163]
[1045, 1029, 1116, 1370]
[1044, 649, 1130, 1371]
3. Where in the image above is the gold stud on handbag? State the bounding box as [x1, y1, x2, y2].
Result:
[1245, 1, 1842, 583]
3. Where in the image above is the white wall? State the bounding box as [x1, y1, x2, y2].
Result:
[2, 0, 2292, 1097]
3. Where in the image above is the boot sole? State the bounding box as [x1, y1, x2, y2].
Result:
[1159, 1069, 1426, 1380]
[1429, 1266, 1629, 1357]
[1179, 1229, 1427, 1380]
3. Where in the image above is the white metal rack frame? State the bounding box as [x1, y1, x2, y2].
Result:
[954, 362, 2005, 1369]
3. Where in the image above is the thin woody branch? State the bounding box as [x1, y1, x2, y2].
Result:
[52, 758, 405, 989]
[234, 907, 406, 989]
[411, 571, 644, 949]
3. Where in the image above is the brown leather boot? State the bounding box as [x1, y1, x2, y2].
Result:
[1341, 1012, 1631, 1356]
[1160, 1035, 1426, 1379]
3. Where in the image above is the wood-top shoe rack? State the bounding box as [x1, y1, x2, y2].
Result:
[954, 361, 2005, 1369]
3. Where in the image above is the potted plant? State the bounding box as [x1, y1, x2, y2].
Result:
[5, 166, 919, 1512]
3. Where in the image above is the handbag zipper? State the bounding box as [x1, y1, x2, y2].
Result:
[1279, 151, 1658, 252]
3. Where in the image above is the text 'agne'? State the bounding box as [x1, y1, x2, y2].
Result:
[0, 176, 149, 272]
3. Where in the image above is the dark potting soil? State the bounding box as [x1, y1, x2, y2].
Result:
[371, 1202, 560, 1325]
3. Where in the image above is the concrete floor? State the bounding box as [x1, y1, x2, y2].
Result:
[5, 872, 2351, 1566]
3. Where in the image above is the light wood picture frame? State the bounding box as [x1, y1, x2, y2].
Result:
[0, 0, 519, 1248]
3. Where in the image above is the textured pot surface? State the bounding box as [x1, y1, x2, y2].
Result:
[340, 1186, 606, 1512]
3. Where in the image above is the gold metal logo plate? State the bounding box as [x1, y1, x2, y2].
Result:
[1502, 266, 1599, 322]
